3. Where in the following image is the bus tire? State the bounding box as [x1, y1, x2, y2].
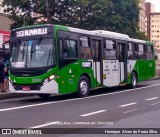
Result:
[130, 72, 137, 88]
[38, 94, 51, 99]
[77, 76, 90, 97]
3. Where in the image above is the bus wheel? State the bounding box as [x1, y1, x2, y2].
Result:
[77, 76, 90, 97]
[38, 94, 51, 99]
[130, 72, 137, 88]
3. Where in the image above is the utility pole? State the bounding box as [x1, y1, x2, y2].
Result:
[46, 0, 50, 23]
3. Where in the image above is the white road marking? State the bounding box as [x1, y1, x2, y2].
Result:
[80, 110, 106, 117]
[145, 97, 159, 101]
[124, 108, 139, 114]
[30, 121, 60, 129]
[119, 102, 137, 108]
[0, 84, 160, 112]
[151, 102, 160, 106]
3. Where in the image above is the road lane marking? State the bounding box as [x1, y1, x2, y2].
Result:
[119, 102, 137, 108]
[124, 108, 139, 114]
[80, 110, 106, 117]
[145, 97, 159, 101]
[151, 102, 160, 106]
[0, 84, 160, 112]
[30, 121, 60, 128]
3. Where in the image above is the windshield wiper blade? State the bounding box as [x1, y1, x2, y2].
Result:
[30, 37, 42, 62]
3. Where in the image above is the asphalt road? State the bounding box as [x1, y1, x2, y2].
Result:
[0, 79, 160, 137]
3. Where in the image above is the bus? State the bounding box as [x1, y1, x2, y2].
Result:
[8, 24, 155, 98]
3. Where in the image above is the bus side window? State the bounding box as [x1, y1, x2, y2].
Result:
[103, 40, 116, 60]
[146, 45, 153, 60]
[64, 40, 77, 58]
[92, 40, 100, 60]
[127, 43, 136, 60]
[136, 44, 146, 59]
[60, 39, 78, 58]
[79, 36, 91, 59]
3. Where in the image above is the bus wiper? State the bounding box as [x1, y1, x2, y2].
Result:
[30, 37, 42, 61]
[22, 42, 26, 61]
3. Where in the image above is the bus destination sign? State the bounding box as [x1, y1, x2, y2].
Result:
[16, 28, 48, 37]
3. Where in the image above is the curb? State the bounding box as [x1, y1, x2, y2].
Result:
[148, 76, 160, 81]
[0, 92, 36, 100]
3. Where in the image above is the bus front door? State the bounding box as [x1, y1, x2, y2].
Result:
[118, 42, 128, 84]
[92, 39, 102, 87]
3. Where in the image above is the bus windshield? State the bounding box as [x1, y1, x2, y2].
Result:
[10, 38, 56, 68]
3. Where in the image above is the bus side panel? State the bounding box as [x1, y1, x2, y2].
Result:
[103, 60, 119, 87]
[127, 59, 155, 83]
[56, 60, 95, 94]
[135, 60, 155, 82]
[127, 60, 137, 84]
[134, 60, 147, 82]
[146, 60, 155, 79]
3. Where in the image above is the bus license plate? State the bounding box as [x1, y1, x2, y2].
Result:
[22, 86, 30, 91]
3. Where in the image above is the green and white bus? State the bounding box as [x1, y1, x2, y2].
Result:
[8, 24, 155, 98]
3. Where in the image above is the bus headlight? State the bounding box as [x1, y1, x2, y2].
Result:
[43, 75, 55, 85]
[49, 75, 55, 80]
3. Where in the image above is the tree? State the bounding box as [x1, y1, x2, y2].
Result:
[2, 0, 37, 29]
[2, 0, 148, 40]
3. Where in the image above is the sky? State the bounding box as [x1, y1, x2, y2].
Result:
[146, 0, 160, 12]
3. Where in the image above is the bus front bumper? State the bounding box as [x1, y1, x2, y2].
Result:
[9, 80, 59, 94]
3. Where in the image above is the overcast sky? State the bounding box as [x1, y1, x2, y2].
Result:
[146, 0, 160, 12]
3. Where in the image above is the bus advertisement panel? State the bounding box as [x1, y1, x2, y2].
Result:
[0, 30, 10, 49]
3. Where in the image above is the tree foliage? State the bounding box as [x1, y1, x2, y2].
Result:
[2, 0, 148, 40]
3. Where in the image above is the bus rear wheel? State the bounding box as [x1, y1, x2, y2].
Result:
[77, 76, 90, 97]
[38, 94, 51, 99]
[130, 72, 137, 88]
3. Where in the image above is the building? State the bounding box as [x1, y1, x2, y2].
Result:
[0, 0, 11, 31]
[139, 0, 146, 32]
[150, 13, 160, 51]
[144, 2, 160, 53]
[0, 13, 11, 31]
[145, 2, 155, 38]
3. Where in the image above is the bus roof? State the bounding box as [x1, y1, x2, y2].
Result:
[12, 24, 153, 44]
[129, 38, 146, 43]
[66, 26, 130, 40]
[92, 30, 129, 40]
